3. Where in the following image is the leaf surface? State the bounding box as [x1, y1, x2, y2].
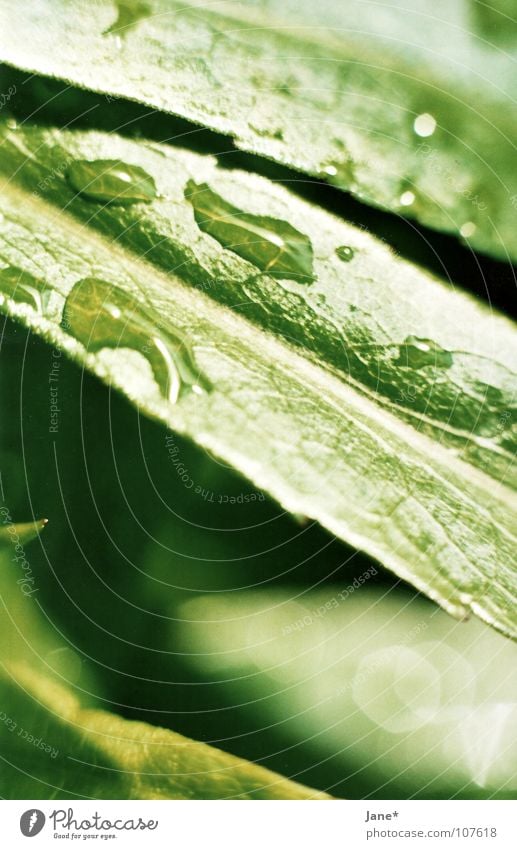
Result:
[0, 119, 515, 638]
[1, 0, 516, 259]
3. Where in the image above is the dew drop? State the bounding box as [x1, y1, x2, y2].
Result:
[460, 221, 477, 238]
[399, 190, 416, 207]
[62, 278, 211, 403]
[413, 113, 437, 138]
[396, 335, 453, 370]
[320, 157, 355, 185]
[335, 245, 355, 262]
[0, 265, 50, 312]
[185, 181, 315, 283]
[66, 159, 157, 205]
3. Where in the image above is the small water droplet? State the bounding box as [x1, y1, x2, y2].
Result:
[6, 118, 18, 130]
[335, 245, 355, 262]
[396, 335, 453, 370]
[185, 181, 315, 283]
[399, 190, 416, 207]
[62, 278, 211, 403]
[0, 265, 50, 312]
[66, 159, 157, 205]
[320, 157, 355, 185]
[413, 113, 437, 138]
[460, 221, 476, 238]
[103, 0, 151, 37]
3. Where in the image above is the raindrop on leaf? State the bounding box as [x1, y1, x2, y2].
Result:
[460, 221, 477, 239]
[335, 245, 355, 262]
[185, 180, 315, 283]
[0, 265, 51, 312]
[62, 278, 211, 403]
[399, 190, 416, 207]
[66, 159, 157, 205]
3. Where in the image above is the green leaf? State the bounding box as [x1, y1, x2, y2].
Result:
[0, 118, 516, 639]
[0, 550, 329, 799]
[1, 0, 516, 260]
[2, 120, 515, 486]
[0, 667, 329, 799]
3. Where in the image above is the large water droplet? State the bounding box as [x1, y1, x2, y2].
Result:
[185, 181, 315, 283]
[62, 278, 211, 403]
[66, 159, 157, 205]
[335, 245, 355, 262]
[0, 265, 50, 312]
[396, 336, 453, 370]
[103, 0, 151, 36]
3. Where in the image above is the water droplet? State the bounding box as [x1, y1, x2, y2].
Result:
[460, 221, 476, 238]
[103, 0, 151, 37]
[6, 118, 18, 131]
[320, 157, 355, 185]
[62, 278, 211, 403]
[185, 181, 315, 283]
[413, 113, 437, 138]
[396, 335, 453, 370]
[399, 190, 415, 207]
[0, 265, 50, 312]
[335, 245, 355, 262]
[66, 159, 157, 205]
